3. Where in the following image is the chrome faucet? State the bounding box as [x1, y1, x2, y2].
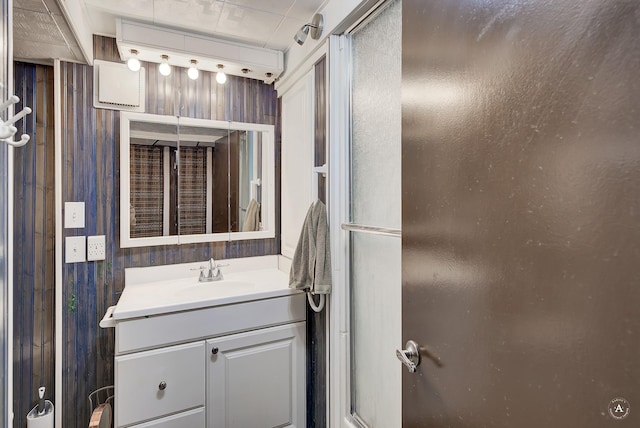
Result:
[197, 258, 224, 282]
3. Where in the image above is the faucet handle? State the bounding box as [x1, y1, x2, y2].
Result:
[190, 265, 208, 281]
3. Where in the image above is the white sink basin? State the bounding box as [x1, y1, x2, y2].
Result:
[112, 256, 298, 320]
[175, 280, 257, 298]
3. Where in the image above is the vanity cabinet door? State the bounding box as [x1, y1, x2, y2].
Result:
[115, 341, 205, 427]
[128, 408, 205, 428]
[206, 322, 306, 428]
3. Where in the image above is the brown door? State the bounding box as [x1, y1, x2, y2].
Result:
[401, 0, 640, 427]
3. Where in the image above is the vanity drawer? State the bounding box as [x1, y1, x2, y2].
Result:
[116, 293, 305, 354]
[115, 342, 205, 427]
[129, 408, 205, 428]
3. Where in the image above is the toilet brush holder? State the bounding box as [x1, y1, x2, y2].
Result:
[26, 400, 54, 428]
[27, 387, 54, 428]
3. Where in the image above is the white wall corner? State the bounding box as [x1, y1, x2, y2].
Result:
[57, 0, 94, 64]
[280, 70, 315, 258]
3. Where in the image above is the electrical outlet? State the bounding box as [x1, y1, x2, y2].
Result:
[87, 235, 106, 261]
[65, 236, 86, 263]
[64, 202, 85, 229]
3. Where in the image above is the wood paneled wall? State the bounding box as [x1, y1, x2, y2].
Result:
[8, 37, 280, 428]
[13, 62, 56, 427]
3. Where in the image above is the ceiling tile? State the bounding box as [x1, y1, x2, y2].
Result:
[51, 13, 80, 47]
[14, 0, 48, 13]
[264, 16, 301, 50]
[286, 0, 328, 19]
[41, 0, 63, 15]
[153, 0, 223, 35]
[14, 39, 82, 63]
[217, 3, 283, 44]
[13, 41, 74, 62]
[14, 9, 66, 44]
[84, 0, 154, 21]
[222, 0, 295, 16]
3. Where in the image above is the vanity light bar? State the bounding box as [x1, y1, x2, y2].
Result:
[116, 19, 284, 84]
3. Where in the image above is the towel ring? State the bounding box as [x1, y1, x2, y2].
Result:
[307, 292, 325, 312]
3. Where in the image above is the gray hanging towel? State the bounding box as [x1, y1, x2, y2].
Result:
[242, 198, 260, 232]
[289, 200, 332, 294]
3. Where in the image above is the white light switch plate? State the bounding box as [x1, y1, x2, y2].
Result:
[65, 236, 86, 263]
[87, 235, 106, 261]
[64, 202, 85, 229]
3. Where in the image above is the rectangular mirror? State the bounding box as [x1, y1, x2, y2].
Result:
[120, 112, 275, 248]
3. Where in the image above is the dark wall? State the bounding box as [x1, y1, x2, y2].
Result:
[53, 35, 279, 427]
[13, 62, 55, 428]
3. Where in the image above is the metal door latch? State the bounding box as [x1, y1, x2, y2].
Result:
[396, 340, 421, 373]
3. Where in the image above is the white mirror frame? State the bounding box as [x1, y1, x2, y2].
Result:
[120, 111, 276, 248]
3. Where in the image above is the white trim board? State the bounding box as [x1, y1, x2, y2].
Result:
[279, 70, 315, 259]
[327, 34, 355, 428]
[6, 0, 14, 423]
[54, 59, 63, 428]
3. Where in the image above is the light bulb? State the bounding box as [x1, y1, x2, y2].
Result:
[216, 64, 226, 84]
[127, 49, 140, 72]
[187, 60, 199, 80]
[127, 57, 140, 72]
[159, 55, 171, 76]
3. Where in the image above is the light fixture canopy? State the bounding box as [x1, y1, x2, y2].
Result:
[127, 49, 141, 72]
[117, 19, 283, 83]
[294, 13, 323, 46]
[159, 54, 171, 76]
[216, 64, 226, 84]
[187, 59, 199, 80]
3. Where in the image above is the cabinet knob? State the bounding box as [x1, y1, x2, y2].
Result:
[158, 381, 167, 391]
[211, 347, 219, 355]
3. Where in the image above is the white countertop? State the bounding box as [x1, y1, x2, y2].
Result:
[110, 255, 298, 321]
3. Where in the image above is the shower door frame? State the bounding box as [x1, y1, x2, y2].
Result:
[328, 32, 354, 428]
[2, 0, 13, 425]
[328, 1, 402, 425]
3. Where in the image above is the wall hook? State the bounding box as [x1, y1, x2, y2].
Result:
[0, 86, 32, 147]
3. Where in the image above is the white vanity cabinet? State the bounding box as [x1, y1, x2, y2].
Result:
[110, 275, 306, 428]
[207, 322, 306, 428]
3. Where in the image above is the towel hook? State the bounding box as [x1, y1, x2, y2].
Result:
[307, 292, 325, 312]
[0, 83, 32, 147]
[313, 164, 327, 178]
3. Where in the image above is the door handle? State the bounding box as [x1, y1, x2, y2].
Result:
[396, 340, 421, 373]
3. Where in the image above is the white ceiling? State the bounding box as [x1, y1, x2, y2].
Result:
[85, 0, 329, 51]
[13, 0, 329, 64]
[14, 0, 85, 63]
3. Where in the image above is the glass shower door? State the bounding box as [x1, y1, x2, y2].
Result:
[348, 1, 401, 426]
